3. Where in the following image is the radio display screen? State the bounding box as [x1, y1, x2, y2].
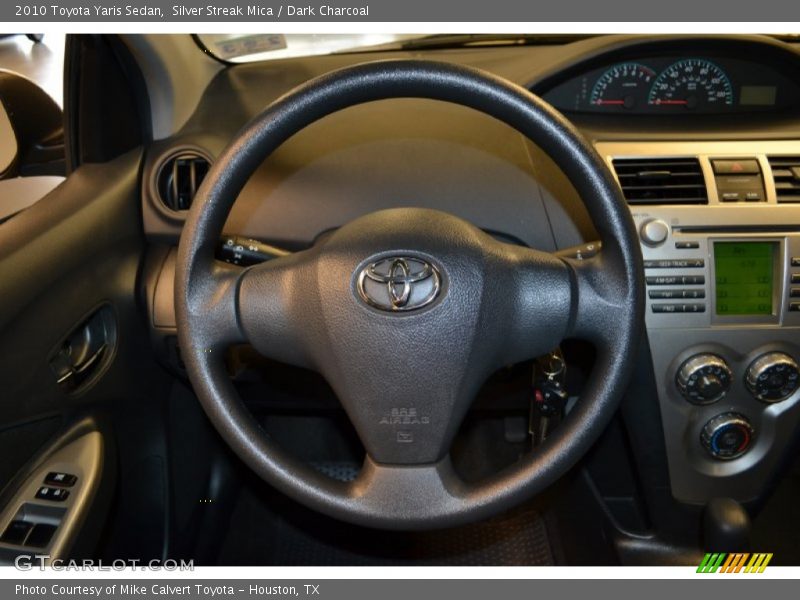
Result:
[714, 242, 776, 316]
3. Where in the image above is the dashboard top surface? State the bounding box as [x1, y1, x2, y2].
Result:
[141, 34, 800, 250]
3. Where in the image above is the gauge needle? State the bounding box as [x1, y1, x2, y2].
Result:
[654, 99, 689, 105]
[594, 100, 626, 105]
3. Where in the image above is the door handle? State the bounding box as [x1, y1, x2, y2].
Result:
[49, 305, 116, 393]
[72, 343, 107, 375]
[54, 343, 107, 385]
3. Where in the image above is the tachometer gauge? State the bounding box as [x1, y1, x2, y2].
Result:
[590, 63, 656, 109]
[648, 59, 733, 109]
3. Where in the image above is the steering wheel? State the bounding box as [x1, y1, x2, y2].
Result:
[175, 60, 644, 530]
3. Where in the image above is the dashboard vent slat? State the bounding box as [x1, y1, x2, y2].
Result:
[611, 157, 708, 205]
[157, 152, 211, 211]
[768, 156, 800, 203]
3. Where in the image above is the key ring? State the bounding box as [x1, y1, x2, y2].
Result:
[539, 349, 566, 381]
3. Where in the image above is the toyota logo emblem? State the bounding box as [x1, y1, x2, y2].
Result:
[357, 257, 442, 312]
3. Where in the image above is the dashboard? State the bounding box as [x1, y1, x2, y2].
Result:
[542, 56, 800, 115]
[593, 140, 800, 506]
[140, 34, 800, 513]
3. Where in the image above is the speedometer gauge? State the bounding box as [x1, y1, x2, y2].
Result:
[648, 59, 733, 109]
[590, 63, 655, 109]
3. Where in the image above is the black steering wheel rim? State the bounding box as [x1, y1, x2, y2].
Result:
[175, 59, 644, 530]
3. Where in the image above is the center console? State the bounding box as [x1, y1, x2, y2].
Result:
[598, 140, 800, 505]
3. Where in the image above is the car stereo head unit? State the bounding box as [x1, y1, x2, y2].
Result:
[636, 229, 797, 329]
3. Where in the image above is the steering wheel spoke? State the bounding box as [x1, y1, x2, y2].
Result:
[565, 252, 639, 353]
[345, 456, 468, 526]
[236, 251, 317, 369]
[489, 243, 574, 366]
[180, 260, 248, 352]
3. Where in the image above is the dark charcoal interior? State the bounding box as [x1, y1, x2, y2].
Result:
[2, 33, 800, 566]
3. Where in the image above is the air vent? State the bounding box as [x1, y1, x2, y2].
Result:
[156, 152, 210, 211]
[768, 156, 800, 203]
[611, 157, 708, 205]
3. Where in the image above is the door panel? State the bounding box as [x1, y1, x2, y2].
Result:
[0, 149, 149, 559]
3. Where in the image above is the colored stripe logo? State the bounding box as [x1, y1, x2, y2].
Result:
[697, 552, 773, 573]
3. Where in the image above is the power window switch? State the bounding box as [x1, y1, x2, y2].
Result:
[44, 472, 77, 487]
[1, 520, 33, 545]
[36, 486, 70, 502]
[25, 524, 58, 548]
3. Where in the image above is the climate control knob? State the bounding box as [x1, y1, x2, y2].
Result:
[701, 413, 754, 460]
[676, 354, 732, 404]
[745, 352, 800, 403]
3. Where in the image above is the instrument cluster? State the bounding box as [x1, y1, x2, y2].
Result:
[542, 55, 800, 115]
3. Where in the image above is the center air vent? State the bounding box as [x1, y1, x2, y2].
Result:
[768, 156, 800, 203]
[156, 152, 211, 211]
[611, 157, 708, 205]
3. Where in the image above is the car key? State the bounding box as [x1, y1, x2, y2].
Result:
[530, 349, 568, 445]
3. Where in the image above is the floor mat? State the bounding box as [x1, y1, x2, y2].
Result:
[216, 480, 555, 566]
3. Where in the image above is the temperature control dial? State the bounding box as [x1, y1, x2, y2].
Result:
[701, 413, 754, 460]
[745, 352, 800, 403]
[676, 354, 732, 404]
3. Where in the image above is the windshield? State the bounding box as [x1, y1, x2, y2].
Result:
[196, 34, 426, 63]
